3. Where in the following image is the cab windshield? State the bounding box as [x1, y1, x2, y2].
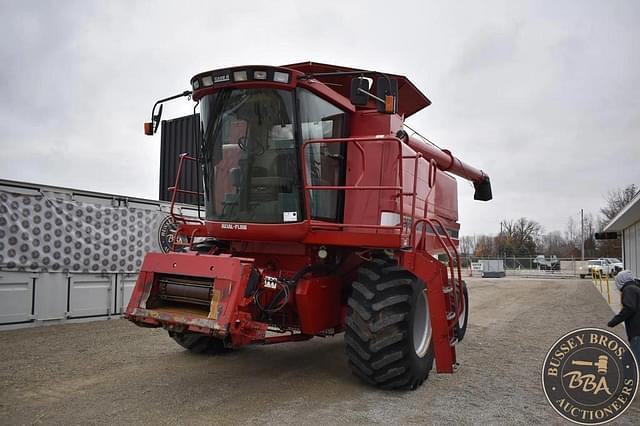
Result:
[200, 89, 299, 223]
[199, 87, 347, 224]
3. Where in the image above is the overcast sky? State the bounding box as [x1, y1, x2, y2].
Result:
[0, 0, 638, 236]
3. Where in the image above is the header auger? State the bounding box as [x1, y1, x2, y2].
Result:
[126, 61, 492, 390]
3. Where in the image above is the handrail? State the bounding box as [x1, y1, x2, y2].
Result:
[169, 153, 204, 225]
[406, 153, 421, 242]
[169, 225, 211, 252]
[301, 136, 415, 236]
[412, 218, 456, 285]
[411, 217, 462, 322]
[431, 217, 463, 286]
[431, 217, 464, 321]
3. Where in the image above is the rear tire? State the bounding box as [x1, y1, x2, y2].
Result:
[345, 258, 434, 390]
[169, 331, 227, 354]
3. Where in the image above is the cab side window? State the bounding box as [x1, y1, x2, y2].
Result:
[298, 88, 347, 221]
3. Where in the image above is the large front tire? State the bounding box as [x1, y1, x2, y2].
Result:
[345, 258, 434, 390]
[168, 331, 227, 354]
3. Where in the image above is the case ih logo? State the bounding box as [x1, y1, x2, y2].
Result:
[542, 328, 638, 424]
[214, 73, 229, 83]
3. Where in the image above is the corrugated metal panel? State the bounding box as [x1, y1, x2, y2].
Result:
[0, 272, 140, 327]
[629, 221, 639, 275]
[622, 222, 640, 275]
[33, 272, 67, 321]
[0, 178, 197, 328]
[116, 273, 137, 314]
[0, 272, 34, 323]
[159, 114, 203, 205]
[68, 274, 115, 318]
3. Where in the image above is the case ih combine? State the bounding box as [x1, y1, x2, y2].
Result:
[126, 62, 492, 390]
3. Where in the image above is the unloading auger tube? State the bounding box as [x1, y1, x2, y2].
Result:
[397, 130, 493, 202]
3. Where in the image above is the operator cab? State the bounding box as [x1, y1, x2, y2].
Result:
[144, 63, 451, 244]
[191, 66, 351, 227]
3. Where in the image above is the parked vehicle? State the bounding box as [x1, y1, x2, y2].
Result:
[533, 255, 560, 271]
[601, 258, 623, 275]
[579, 259, 613, 279]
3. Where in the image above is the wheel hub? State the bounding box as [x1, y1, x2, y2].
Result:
[458, 299, 466, 329]
[413, 289, 432, 358]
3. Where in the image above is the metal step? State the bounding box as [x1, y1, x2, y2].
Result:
[443, 286, 453, 294]
[446, 311, 456, 321]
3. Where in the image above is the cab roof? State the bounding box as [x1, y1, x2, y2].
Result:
[283, 61, 432, 118]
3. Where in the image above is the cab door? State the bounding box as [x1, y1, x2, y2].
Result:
[297, 88, 348, 222]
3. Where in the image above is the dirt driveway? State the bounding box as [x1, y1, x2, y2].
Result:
[1, 277, 638, 425]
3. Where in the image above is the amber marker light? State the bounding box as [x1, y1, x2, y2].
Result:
[385, 95, 395, 113]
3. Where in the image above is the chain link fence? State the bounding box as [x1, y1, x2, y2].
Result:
[459, 256, 591, 278]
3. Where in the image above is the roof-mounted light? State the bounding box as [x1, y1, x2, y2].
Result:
[233, 70, 248, 82]
[201, 75, 214, 87]
[273, 71, 290, 83]
[191, 67, 293, 92]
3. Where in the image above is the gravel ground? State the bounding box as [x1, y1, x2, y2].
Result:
[1, 277, 638, 425]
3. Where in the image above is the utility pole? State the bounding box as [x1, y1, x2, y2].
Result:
[500, 221, 503, 259]
[581, 209, 584, 261]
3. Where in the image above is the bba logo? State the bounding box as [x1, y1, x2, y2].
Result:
[157, 215, 178, 253]
[542, 328, 638, 424]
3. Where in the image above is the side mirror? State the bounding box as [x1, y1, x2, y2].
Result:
[143, 90, 192, 136]
[144, 104, 163, 135]
[349, 77, 371, 106]
[376, 77, 398, 114]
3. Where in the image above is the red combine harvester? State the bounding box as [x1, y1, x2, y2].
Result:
[126, 62, 492, 390]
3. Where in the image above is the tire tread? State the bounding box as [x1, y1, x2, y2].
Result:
[345, 258, 434, 390]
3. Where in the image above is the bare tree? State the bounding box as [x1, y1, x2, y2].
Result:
[542, 231, 564, 254]
[566, 216, 578, 246]
[580, 212, 599, 257]
[474, 235, 497, 257]
[501, 217, 542, 256]
[459, 235, 476, 256]
[459, 187, 638, 260]
[601, 184, 638, 222]
[593, 184, 635, 258]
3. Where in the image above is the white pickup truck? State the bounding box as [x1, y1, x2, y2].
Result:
[578, 259, 613, 279]
[602, 258, 624, 275]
